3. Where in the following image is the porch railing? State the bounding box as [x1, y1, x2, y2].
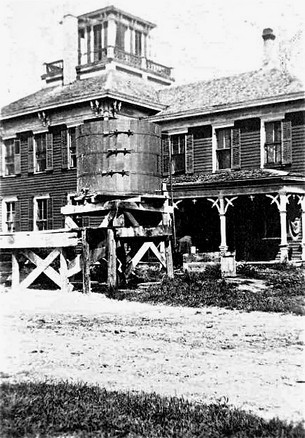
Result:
[146, 59, 172, 78]
[114, 48, 142, 68]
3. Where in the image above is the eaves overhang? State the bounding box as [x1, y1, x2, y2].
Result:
[149, 91, 305, 123]
[168, 174, 305, 199]
[0, 91, 165, 122]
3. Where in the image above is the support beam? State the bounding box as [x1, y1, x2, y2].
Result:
[165, 239, 174, 278]
[11, 251, 20, 290]
[60, 249, 73, 293]
[81, 229, 91, 294]
[107, 228, 117, 288]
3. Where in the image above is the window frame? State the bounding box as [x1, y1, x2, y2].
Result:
[2, 197, 18, 232]
[263, 119, 291, 166]
[216, 127, 232, 170]
[67, 127, 77, 169]
[34, 132, 47, 173]
[170, 133, 186, 174]
[33, 195, 50, 231]
[2, 137, 21, 177]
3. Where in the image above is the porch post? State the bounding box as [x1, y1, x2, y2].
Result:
[298, 195, 305, 262]
[266, 193, 290, 262]
[279, 193, 289, 262]
[219, 197, 228, 254]
[208, 196, 237, 255]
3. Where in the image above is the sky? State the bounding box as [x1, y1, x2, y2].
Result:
[0, 0, 304, 108]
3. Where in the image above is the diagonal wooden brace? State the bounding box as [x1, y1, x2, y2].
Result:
[20, 249, 61, 289]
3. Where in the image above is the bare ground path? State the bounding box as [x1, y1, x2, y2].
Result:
[0, 289, 304, 424]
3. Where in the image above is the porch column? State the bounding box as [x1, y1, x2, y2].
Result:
[208, 196, 237, 255]
[219, 198, 228, 253]
[279, 193, 289, 261]
[266, 192, 290, 262]
[298, 195, 305, 262]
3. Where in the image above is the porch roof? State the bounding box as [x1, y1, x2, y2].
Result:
[168, 169, 305, 198]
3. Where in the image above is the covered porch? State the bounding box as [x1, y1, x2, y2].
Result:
[171, 170, 305, 263]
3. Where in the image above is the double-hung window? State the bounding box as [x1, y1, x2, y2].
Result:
[264, 120, 292, 166]
[35, 133, 47, 172]
[171, 134, 186, 174]
[3, 139, 21, 176]
[34, 196, 52, 231]
[3, 199, 17, 232]
[61, 127, 77, 169]
[161, 132, 194, 176]
[215, 127, 241, 170]
[29, 132, 53, 173]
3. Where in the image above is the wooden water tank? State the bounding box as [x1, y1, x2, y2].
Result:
[77, 119, 162, 196]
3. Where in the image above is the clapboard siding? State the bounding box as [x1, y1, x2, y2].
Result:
[240, 130, 261, 169]
[291, 125, 305, 174]
[193, 137, 213, 173]
[1, 129, 77, 232]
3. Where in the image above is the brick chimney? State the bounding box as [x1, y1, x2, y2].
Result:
[62, 14, 78, 85]
[262, 28, 278, 69]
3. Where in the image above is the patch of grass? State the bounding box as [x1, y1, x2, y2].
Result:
[1, 381, 304, 437]
[106, 271, 305, 315]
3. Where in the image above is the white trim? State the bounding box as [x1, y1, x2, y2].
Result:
[260, 114, 285, 122]
[168, 129, 188, 135]
[65, 122, 82, 128]
[212, 122, 234, 129]
[2, 134, 17, 140]
[32, 129, 49, 134]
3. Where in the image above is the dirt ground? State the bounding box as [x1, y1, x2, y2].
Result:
[0, 288, 304, 424]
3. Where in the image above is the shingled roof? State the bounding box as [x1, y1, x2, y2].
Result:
[156, 68, 304, 118]
[1, 70, 164, 119]
[1, 66, 304, 120]
[168, 168, 305, 186]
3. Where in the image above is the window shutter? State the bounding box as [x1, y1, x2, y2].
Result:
[281, 120, 292, 165]
[82, 216, 90, 227]
[231, 128, 241, 169]
[15, 200, 21, 231]
[28, 198, 34, 231]
[28, 136, 34, 173]
[61, 129, 68, 169]
[14, 139, 21, 175]
[47, 197, 53, 230]
[161, 135, 170, 176]
[46, 132, 53, 171]
[185, 133, 194, 174]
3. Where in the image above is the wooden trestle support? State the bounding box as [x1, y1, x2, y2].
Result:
[0, 230, 79, 292]
[61, 192, 174, 293]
